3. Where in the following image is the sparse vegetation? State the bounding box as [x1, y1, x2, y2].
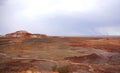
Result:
[28, 67, 38, 73]
[52, 65, 57, 72]
[57, 65, 70, 73]
[52, 65, 70, 73]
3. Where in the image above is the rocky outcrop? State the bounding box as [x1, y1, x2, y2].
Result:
[5, 30, 31, 38]
[65, 53, 106, 64]
[0, 59, 59, 73]
[5, 30, 47, 38]
[69, 63, 120, 73]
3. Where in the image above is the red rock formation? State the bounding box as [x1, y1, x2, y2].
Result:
[65, 53, 105, 64]
[69, 42, 85, 47]
[25, 71, 59, 73]
[5, 30, 31, 38]
[31, 34, 47, 38]
[5, 30, 47, 38]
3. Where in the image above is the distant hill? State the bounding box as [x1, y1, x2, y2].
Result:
[4, 30, 47, 38]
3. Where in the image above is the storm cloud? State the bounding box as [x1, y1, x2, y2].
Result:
[0, 0, 120, 36]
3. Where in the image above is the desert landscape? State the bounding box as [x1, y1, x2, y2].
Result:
[0, 30, 120, 73]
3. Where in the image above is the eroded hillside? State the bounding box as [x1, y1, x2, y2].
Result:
[0, 31, 120, 73]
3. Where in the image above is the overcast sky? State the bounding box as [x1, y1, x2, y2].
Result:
[0, 0, 120, 36]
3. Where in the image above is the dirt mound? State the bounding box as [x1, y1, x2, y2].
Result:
[5, 30, 31, 38]
[0, 60, 33, 72]
[65, 53, 106, 64]
[69, 38, 120, 52]
[70, 64, 120, 73]
[5, 30, 47, 38]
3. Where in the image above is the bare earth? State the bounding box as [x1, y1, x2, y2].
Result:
[0, 31, 120, 73]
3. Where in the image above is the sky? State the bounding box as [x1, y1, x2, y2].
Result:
[0, 0, 120, 36]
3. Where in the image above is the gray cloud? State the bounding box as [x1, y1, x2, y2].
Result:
[0, 0, 120, 36]
[0, 0, 6, 6]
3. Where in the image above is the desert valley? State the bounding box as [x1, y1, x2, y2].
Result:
[0, 30, 120, 73]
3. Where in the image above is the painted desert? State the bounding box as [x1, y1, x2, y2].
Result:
[0, 30, 120, 73]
